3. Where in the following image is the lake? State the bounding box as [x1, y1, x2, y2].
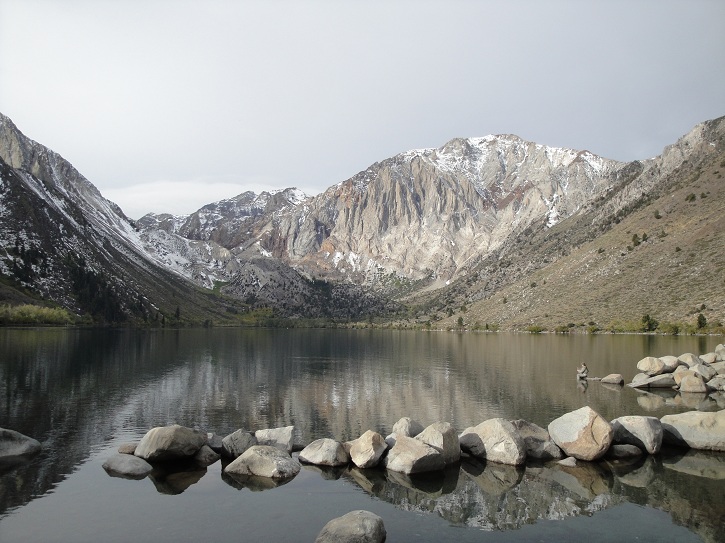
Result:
[0, 328, 723, 542]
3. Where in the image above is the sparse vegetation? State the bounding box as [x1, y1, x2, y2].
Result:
[0, 304, 74, 325]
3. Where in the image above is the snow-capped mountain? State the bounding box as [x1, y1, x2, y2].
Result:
[2, 109, 723, 325]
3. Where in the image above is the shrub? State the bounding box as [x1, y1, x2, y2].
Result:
[685, 193, 696, 202]
[0, 304, 74, 325]
[697, 313, 707, 329]
[641, 314, 659, 332]
[657, 322, 680, 335]
[654, 210, 662, 219]
[525, 325, 545, 334]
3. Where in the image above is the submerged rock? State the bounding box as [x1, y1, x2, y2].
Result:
[0, 428, 41, 460]
[315, 510, 386, 543]
[102, 453, 153, 479]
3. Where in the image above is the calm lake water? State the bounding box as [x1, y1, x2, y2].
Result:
[0, 328, 723, 542]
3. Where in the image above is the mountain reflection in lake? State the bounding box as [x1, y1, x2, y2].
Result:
[0, 328, 723, 542]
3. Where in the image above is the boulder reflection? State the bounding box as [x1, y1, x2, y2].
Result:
[311, 453, 725, 542]
[148, 462, 207, 495]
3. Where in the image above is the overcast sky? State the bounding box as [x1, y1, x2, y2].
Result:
[1, 1, 723, 219]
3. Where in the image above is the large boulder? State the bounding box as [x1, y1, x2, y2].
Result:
[315, 510, 386, 543]
[548, 407, 613, 461]
[510, 419, 563, 460]
[299, 438, 349, 467]
[628, 373, 677, 389]
[700, 352, 718, 364]
[660, 356, 682, 373]
[610, 416, 662, 454]
[347, 430, 388, 469]
[711, 361, 725, 375]
[678, 353, 702, 368]
[459, 418, 526, 466]
[636, 356, 665, 376]
[0, 428, 41, 460]
[415, 422, 460, 465]
[383, 435, 444, 474]
[691, 363, 717, 382]
[224, 445, 300, 479]
[661, 409, 725, 451]
[102, 453, 153, 479]
[678, 374, 708, 394]
[222, 430, 257, 458]
[391, 417, 424, 438]
[715, 344, 725, 360]
[255, 426, 295, 453]
[673, 368, 696, 386]
[134, 425, 205, 461]
[707, 375, 725, 391]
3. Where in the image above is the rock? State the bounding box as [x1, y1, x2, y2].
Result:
[134, 425, 205, 461]
[606, 444, 644, 459]
[673, 369, 696, 387]
[194, 444, 221, 466]
[558, 457, 577, 467]
[700, 352, 718, 364]
[600, 374, 624, 385]
[510, 419, 563, 460]
[299, 438, 349, 467]
[117, 442, 138, 455]
[660, 356, 682, 372]
[391, 417, 424, 437]
[102, 453, 153, 479]
[678, 374, 708, 394]
[636, 356, 665, 376]
[548, 406, 613, 461]
[711, 361, 725, 375]
[707, 375, 725, 391]
[715, 344, 725, 360]
[678, 353, 702, 367]
[315, 510, 386, 543]
[383, 435, 445, 474]
[224, 445, 300, 479]
[206, 432, 224, 454]
[415, 422, 460, 465]
[222, 430, 257, 458]
[348, 430, 388, 469]
[459, 418, 526, 465]
[628, 373, 677, 388]
[254, 426, 295, 453]
[0, 428, 42, 460]
[661, 409, 725, 451]
[610, 416, 662, 454]
[691, 363, 717, 382]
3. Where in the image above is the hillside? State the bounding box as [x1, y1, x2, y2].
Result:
[419, 120, 725, 331]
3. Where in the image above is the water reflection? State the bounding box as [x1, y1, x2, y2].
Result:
[1, 328, 723, 541]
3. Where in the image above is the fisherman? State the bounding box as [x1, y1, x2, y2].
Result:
[576, 362, 589, 379]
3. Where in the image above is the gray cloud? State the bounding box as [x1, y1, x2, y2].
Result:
[1, 0, 723, 218]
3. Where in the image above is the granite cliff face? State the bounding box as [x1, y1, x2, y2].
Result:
[258, 135, 626, 287]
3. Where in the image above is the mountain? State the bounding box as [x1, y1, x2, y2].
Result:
[2, 110, 723, 328]
[0, 112, 249, 324]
